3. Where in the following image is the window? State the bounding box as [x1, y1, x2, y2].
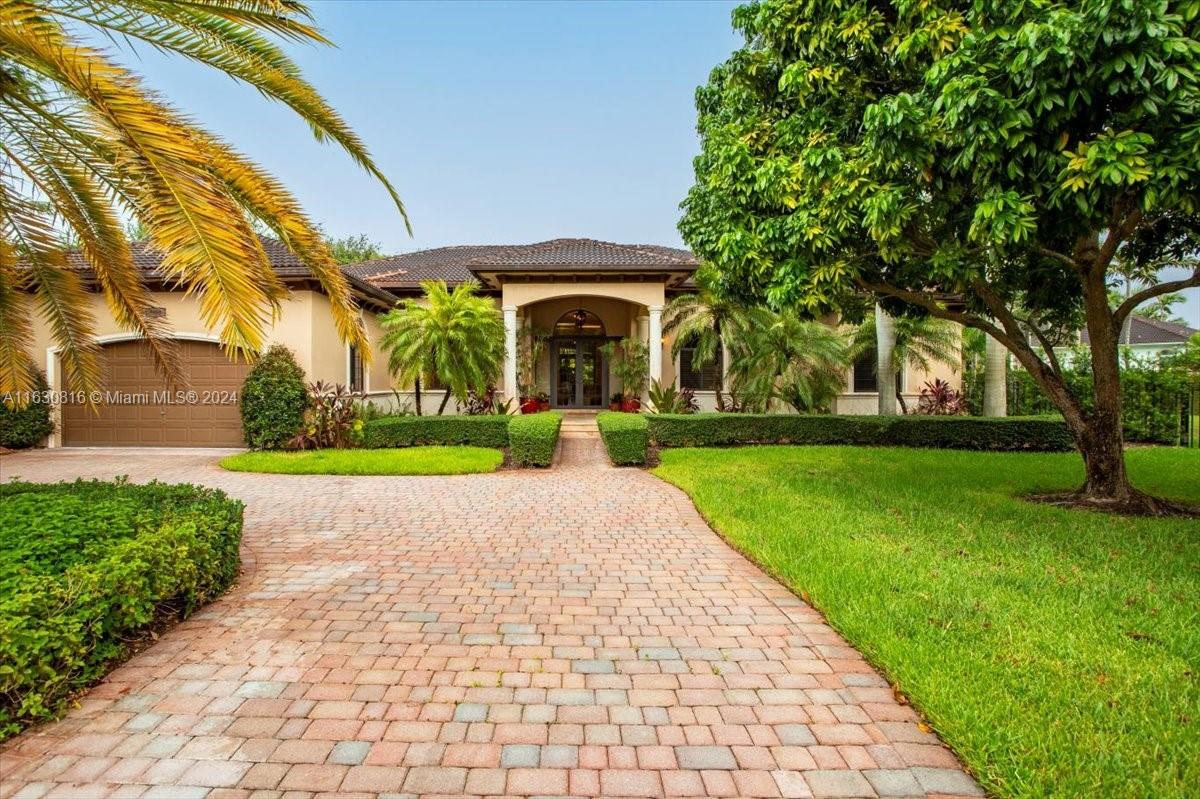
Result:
[679, 345, 721, 392]
[852, 347, 904, 394]
[852, 350, 877, 393]
[553, 309, 606, 337]
[348, 346, 364, 392]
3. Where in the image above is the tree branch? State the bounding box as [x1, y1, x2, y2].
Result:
[1114, 266, 1200, 324]
[1036, 247, 1080, 271]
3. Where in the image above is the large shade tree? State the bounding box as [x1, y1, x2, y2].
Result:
[380, 281, 504, 416]
[680, 0, 1200, 513]
[0, 0, 407, 401]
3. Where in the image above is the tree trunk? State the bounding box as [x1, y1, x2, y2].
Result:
[896, 386, 907, 414]
[715, 322, 727, 413]
[414, 376, 423, 416]
[438, 388, 452, 415]
[875, 304, 898, 415]
[983, 333, 1007, 417]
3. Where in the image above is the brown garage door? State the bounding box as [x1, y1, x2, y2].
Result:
[62, 339, 251, 447]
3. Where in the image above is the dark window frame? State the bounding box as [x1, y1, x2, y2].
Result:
[348, 345, 364, 392]
[678, 344, 721, 392]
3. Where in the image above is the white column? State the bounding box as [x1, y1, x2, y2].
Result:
[502, 305, 518, 404]
[875, 303, 898, 415]
[983, 333, 1008, 417]
[648, 304, 663, 389]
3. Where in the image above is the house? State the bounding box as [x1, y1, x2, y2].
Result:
[30, 238, 959, 447]
[1082, 314, 1198, 360]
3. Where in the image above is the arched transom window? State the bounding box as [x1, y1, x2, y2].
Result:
[553, 308, 606, 337]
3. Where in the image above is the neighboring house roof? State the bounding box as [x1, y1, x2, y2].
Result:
[1080, 314, 1198, 346]
[351, 238, 699, 290]
[63, 238, 396, 308]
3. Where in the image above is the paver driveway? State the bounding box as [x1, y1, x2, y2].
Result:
[0, 442, 980, 799]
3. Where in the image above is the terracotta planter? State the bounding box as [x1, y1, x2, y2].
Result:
[538, 400, 551, 412]
[620, 398, 641, 413]
[609, 402, 621, 411]
[520, 399, 541, 415]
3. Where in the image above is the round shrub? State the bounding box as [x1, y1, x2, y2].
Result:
[0, 370, 55, 448]
[240, 345, 307, 449]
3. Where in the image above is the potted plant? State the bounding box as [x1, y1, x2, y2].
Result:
[517, 324, 549, 406]
[537, 392, 551, 412]
[520, 397, 541, 414]
[600, 337, 649, 413]
[609, 392, 623, 411]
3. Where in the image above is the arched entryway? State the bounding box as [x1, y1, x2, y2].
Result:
[550, 308, 611, 408]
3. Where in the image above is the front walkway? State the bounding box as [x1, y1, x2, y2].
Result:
[0, 446, 980, 799]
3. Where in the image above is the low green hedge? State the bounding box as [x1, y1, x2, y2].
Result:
[361, 415, 510, 449]
[509, 412, 562, 467]
[647, 413, 1074, 452]
[598, 411, 649, 465]
[0, 480, 244, 739]
[0, 371, 55, 448]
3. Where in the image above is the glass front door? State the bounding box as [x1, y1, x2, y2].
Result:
[553, 338, 606, 407]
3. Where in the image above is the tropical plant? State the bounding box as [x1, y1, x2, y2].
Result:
[380, 281, 504, 415]
[852, 315, 960, 414]
[516, 324, 549, 399]
[663, 276, 748, 411]
[462, 385, 511, 416]
[600, 337, 649, 403]
[0, 1, 406, 403]
[647, 379, 698, 414]
[287, 381, 362, 450]
[917, 379, 966, 416]
[680, 0, 1200, 511]
[239, 345, 307, 450]
[0, 369, 53, 448]
[728, 307, 851, 414]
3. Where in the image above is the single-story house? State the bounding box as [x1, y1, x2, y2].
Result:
[1083, 314, 1198, 360]
[30, 238, 958, 447]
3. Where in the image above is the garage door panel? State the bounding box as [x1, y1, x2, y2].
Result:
[63, 340, 252, 447]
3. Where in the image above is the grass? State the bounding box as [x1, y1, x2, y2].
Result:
[220, 446, 503, 475]
[653, 446, 1200, 799]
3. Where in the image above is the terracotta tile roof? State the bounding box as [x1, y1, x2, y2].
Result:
[349, 239, 699, 289]
[1080, 314, 1198, 346]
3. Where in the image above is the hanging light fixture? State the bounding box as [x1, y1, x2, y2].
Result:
[571, 305, 588, 330]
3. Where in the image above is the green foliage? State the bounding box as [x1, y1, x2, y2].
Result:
[0, 370, 54, 448]
[600, 337, 649, 401]
[325, 232, 384, 265]
[287, 382, 362, 450]
[852, 314, 961, 412]
[597, 411, 649, 465]
[966, 351, 1195, 444]
[361, 414, 509, 449]
[0, 480, 243, 738]
[508, 411, 562, 467]
[220, 446, 502, 475]
[647, 379, 697, 414]
[381, 281, 505, 415]
[239, 345, 307, 450]
[728, 307, 851, 412]
[517, 324, 549, 399]
[647, 413, 1073, 452]
[654, 447, 1200, 798]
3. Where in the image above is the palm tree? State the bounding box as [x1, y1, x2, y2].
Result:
[663, 277, 747, 411]
[729, 306, 851, 413]
[380, 281, 504, 415]
[0, 1, 407, 400]
[853, 313, 960, 413]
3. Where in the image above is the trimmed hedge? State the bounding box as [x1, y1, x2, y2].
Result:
[0, 371, 54, 448]
[598, 411, 649, 465]
[509, 412, 562, 467]
[362, 414, 510, 449]
[0, 480, 244, 739]
[240, 345, 307, 450]
[647, 413, 1074, 452]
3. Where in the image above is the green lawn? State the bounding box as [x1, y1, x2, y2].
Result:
[654, 446, 1200, 799]
[221, 446, 503, 475]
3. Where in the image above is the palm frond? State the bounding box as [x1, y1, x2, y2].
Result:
[0, 240, 36, 399]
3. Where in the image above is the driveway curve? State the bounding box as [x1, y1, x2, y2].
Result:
[0, 442, 980, 799]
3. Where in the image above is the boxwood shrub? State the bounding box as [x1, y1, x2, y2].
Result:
[647, 413, 1073, 452]
[0, 370, 55, 448]
[362, 414, 510, 449]
[0, 479, 244, 739]
[598, 411, 649, 465]
[240, 345, 307, 449]
[509, 412, 562, 467]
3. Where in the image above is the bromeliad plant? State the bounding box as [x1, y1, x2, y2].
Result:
[287, 382, 362, 450]
[917, 379, 966, 416]
[647, 379, 698, 414]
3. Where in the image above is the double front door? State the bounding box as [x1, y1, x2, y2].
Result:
[552, 338, 608, 408]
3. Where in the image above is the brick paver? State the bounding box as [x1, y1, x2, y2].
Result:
[0, 443, 981, 798]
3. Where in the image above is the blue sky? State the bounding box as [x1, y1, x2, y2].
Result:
[127, 0, 1197, 326]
